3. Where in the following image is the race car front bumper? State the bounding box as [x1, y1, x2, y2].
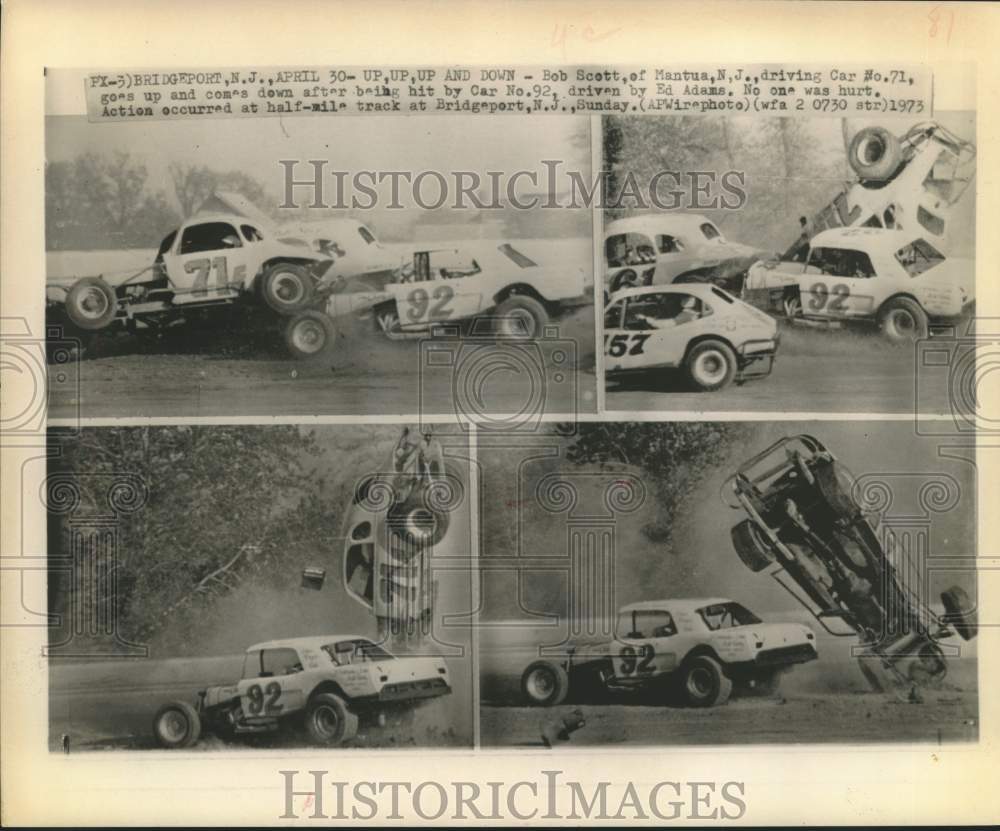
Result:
[735, 335, 779, 382]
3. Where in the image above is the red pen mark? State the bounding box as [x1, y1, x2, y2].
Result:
[928, 5, 955, 43]
[551, 22, 624, 58]
[302, 794, 314, 813]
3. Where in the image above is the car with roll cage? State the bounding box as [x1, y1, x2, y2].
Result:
[46, 192, 336, 357]
[283, 242, 589, 358]
[603, 214, 767, 295]
[151, 634, 451, 749]
[743, 227, 973, 342]
[724, 434, 977, 694]
[517, 598, 817, 709]
[603, 283, 779, 392]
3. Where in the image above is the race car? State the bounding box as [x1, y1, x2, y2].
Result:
[152, 635, 450, 749]
[603, 284, 779, 391]
[724, 434, 977, 693]
[743, 227, 973, 342]
[604, 214, 766, 294]
[283, 242, 589, 357]
[789, 121, 975, 254]
[277, 217, 398, 288]
[518, 598, 817, 708]
[46, 192, 335, 356]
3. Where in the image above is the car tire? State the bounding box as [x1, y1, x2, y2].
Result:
[494, 295, 548, 338]
[261, 264, 315, 315]
[848, 126, 903, 182]
[907, 641, 948, 686]
[813, 458, 861, 520]
[611, 269, 639, 293]
[878, 297, 929, 343]
[941, 585, 977, 640]
[684, 339, 737, 391]
[521, 660, 570, 707]
[679, 655, 732, 707]
[65, 277, 117, 331]
[730, 519, 776, 573]
[152, 701, 202, 749]
[285, 310, 336, 360]
[304, 693, 358, 746]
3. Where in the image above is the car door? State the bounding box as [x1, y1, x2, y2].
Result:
[160, 220, 256, 302]
[604, 292, 710, 371]
[799, 245, 879, 319]
[236, 647, 305, 719]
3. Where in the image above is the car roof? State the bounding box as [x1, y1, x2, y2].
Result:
[607, 283, 723, 303]
[247, 635, 373, 652]
[810, 227, 915, 253]
[183, 212, 261, 228]
[619, 598, 734, 613]
[605, 213, 715, 238]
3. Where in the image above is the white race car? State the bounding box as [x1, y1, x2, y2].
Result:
[152, 635, 450, 748]
[603, 283, 779, 391]
[744, 227, 973, 342]
[520, 598, 817, 708]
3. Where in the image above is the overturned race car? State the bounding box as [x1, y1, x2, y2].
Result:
[152, 635, 450, 749]
[725, 435, 977, 696]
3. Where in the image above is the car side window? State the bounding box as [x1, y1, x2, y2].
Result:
[242, 650, 262, 679]
[259, 647, 303, 677]
[180, 222, 242, 255]
[240, 224, 263, 242]
[808, 247, 875, 279]
[656, 234, 684, 254]
[604, 301, 624, 330]
[700, 223, 721, 240]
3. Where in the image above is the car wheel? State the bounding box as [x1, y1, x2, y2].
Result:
[261, 264, 316, 315]
[684, 339, 736, 391]
[65, 277, 117, 331]
[304, 693, 358, 745]
[878, 297, 929, 343]
[848, 126, 903, 182]
[152, 701, 202, 749]
[494, 295, 548, 338]
[679, 655, 732, 707]
[285, 310, 336, 360]
[521, 661, 570, 707]
[611, 269, 639, 292]
[906, 642, 948, 686]
[941, 585, 977, 640]
[730, 519, 776, 573]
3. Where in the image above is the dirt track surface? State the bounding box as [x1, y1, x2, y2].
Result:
[604, 323, 960, 414]
[481, 690, 978, 747]
[47, 306, 597, 420]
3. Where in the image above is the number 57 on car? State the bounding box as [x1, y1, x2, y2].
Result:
[603, 284, 780, 391]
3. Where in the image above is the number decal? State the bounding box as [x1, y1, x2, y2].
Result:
[185, 258, 211, 293]
[604, 333, 651, 358]
[808, 282, 851, 314]
[407, 285, 455, 322]
[246, 681, 283, 715]
[619, 644, 655, 675]
[184, 256, 236, 293]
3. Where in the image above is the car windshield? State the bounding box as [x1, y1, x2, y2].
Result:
[617, 609, 678, 639]
[697, 602, 761, 630]
[498, 243, 537, 268]
[157, 230, 178, 257]
[896, 238, 946, 277]
[321, 638, 394, 665]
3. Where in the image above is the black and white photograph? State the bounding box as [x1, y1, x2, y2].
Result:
[600, 113, 976, 412]
[476, 422, 977, 747]
[46, 424, 476, 750]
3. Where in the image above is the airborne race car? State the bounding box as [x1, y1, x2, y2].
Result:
[517, 598, 817, 708]
[603, 284, 779, 391]
[152, 635, 450, 749]
[725, 435, 977, 693]
[283, 243, 589, 358]
[46, 193, 335, 358]
[743, 227, 973, 342]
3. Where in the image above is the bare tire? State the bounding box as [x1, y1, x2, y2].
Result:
[285, 310, 336, 359]
[848, 126, 903, 182]
[304, 693, 358, 746]
[261, 264, 315, 314]
[878, 297, 929, 343]
[494, 295, 548, 338]
[680, 655, 732, 707]
[730, 519, 775, 573]
[521, 661, 570, 707]
[941, 585, 977, 640]
[611, 269, 639, 293]
[813, 459, 860, 520]
[684, 339, 736, 391]
[153, 701, 201, 749]
[65, 277, 117, 331]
